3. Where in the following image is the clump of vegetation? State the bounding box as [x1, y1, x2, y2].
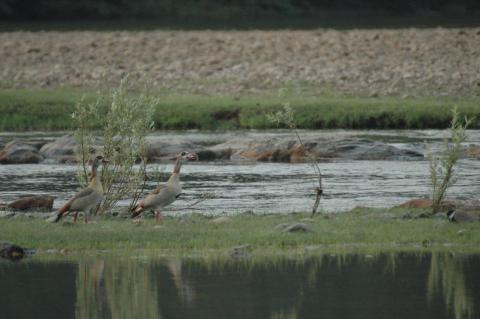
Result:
[73, 78, 157, 214]
[267, 103, 323, 216]
[428, 107, 472, 215]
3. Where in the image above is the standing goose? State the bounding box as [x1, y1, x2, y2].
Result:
[54, 155, 109, 223]
[132, 151, 197, 222]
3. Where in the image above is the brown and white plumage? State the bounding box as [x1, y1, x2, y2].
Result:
[132, 151, 197, 221]
[54, 155, 109, 223]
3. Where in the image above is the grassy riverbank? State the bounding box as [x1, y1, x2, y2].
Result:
[1, 89, 480, 131]
[1, 210, 479, 254]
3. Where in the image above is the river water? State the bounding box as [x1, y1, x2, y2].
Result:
[1, 130, 480, 214]
[1, 252, 479, 319]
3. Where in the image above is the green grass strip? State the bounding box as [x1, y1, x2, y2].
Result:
[1, 89, 479, 131]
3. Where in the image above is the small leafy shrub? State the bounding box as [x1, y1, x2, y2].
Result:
[428, 107, 472, 214]
[73, 77, 157, 214]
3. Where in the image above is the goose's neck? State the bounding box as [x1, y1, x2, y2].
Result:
[167, 158, 182, 185]
[173, 158, 182, 174]
[89, 161, 103, 191]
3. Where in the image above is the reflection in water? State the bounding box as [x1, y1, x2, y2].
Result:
[1, 252, 479, 319]
[428, 253, 475, 319]
[76, 258, 160, 319]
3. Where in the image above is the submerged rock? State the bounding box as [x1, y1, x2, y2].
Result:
[466, 144, 480, 159]
[0, 140, 44, 164]
[8, 195, 55, 211]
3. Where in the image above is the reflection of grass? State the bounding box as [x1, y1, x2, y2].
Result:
[428, 253, 474, 319]
[1, 89, 480, 131]
[75, 258, 161, 319]
[1, 210, 480, 253]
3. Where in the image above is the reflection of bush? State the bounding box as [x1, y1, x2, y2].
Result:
[75, 258, 160, 319]
[71, 253, 477, 319]
[428, 253, 474, 319]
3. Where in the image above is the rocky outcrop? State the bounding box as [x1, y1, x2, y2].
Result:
[146, 138, 205, 162]
[206, 137, 423, 162]
[2, 134, 424, 164]
[40, 134, 77, 159]
[8, 195, 55, 211]
[0, 140, 44, 164]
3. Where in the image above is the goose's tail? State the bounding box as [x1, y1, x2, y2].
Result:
[54, 203, 71, 223]
[131, 203, 144, 218]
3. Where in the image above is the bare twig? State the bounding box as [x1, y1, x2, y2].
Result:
[267, 103, 324, 216]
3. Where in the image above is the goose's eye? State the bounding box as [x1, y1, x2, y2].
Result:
[181, 151, 186, 156]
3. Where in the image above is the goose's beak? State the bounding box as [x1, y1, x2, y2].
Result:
[187, 152, 198, 161]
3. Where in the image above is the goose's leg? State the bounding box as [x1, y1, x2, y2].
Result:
[155, 210, 162, 223]
[85, 208, 92, 224]
[73, 212, 79, 223]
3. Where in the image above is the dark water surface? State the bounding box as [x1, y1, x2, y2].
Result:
[1, 252, 479, 319]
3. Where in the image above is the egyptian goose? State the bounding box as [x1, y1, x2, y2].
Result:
[132, 151, 197, 222]
[54, 155, 109, 223]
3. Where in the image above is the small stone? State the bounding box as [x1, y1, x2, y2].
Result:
[274, 223, 290, 231]
[0, 211, 15, 218]
[228, 244, 251, 258]
[300, 218, 315, 223]
[283, 223, 309, 233]
[457, 229, 467, 235]
[0, 243, 25, 261]
[153, 225, 164, 230]
[210, 217, 231, 225]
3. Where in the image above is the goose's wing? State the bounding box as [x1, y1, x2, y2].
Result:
[58, 187, 95, 214]
[143, 185, 177, 209]
[62, 187, 95, 207]
[72, 187, 95, 201]
[69, 187, 103, 210]
[150, 185, 168, 195]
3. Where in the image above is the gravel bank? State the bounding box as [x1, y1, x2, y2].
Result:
[1, 28, 479, 97]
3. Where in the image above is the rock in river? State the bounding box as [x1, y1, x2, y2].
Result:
[0, 140, 44, 164]
[206, 137, 423, 162]
[8, 195, 55, 211]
